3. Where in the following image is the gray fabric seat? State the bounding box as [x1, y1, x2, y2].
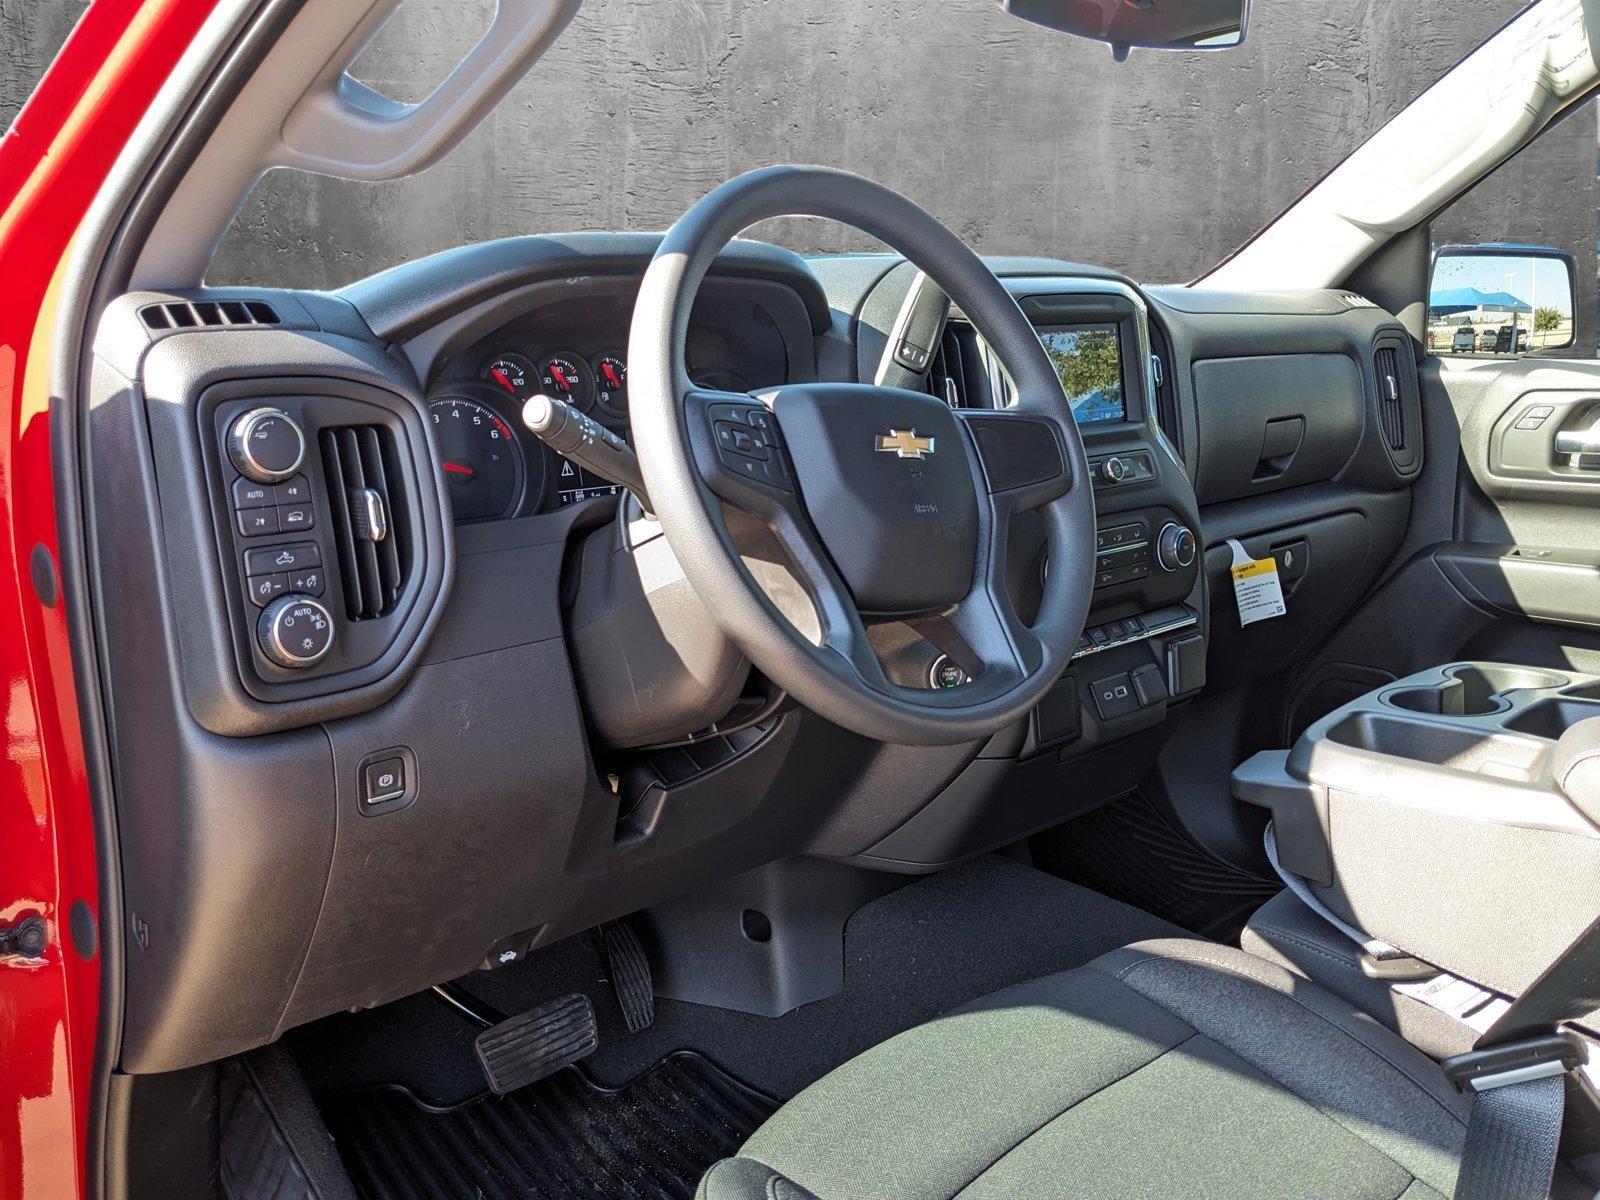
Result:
[699, 938, 1579, 1200]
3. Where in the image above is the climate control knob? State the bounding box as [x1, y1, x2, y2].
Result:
[1157, 522, 1197, 572]
[1098, 456, 1129, 485]
[257, 595, 334, 669]
[227, 407, 305, 483]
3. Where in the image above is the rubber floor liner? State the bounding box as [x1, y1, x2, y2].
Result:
[324, 1051, 776, 1199]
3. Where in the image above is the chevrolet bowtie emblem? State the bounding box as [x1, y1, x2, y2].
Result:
[875, 428, 936, 459]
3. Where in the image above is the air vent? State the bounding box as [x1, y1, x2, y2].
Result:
[320, 425, 410, 620]
[1340, 292, 1377, 310]
[926, 321, 989, 408]
[1374, 344, 1406, 452]
[139, 299, 280, 331]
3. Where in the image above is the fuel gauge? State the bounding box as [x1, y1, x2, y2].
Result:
[594, 353, 627, 416]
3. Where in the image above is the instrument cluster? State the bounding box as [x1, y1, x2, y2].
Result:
[426, 291, 787, 524]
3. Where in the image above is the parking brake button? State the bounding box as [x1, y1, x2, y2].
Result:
[362, 758, 406, 806]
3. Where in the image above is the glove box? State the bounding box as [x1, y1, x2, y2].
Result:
[1233, 662, 1600, 998]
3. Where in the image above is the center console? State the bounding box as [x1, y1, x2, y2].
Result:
[1234, 662, 1600, 999]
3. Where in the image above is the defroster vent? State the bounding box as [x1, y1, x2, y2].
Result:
[320, 425, 410, 619]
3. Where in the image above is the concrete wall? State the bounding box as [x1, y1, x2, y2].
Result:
[4, 0, 1595, 305]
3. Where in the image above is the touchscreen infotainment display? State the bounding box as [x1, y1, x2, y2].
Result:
[1037, 324, 1126, 425]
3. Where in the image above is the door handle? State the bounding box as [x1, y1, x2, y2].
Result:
[1554, 427, 1600, 456]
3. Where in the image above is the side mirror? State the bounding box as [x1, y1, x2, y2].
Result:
[1429, 244, 1576, 356]
[997, 0, 1250, 61]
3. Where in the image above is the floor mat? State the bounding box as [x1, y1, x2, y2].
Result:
[324, 1052, 775, 1200]
[289, 856, 1188, 1105]
[1031, 789, 1280, 940]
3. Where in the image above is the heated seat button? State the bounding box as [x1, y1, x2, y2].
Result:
[363, 758, 406, 806]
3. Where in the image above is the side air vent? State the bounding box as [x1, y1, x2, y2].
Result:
[1374, 344, 1406, 451]
[927, 321, 990, 408]
[320, 425, 410, 620]
[139, 299, 280, 331]
[1340, 292, 1377, 310]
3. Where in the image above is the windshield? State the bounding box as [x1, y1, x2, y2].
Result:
[210, 0, 1532, 289]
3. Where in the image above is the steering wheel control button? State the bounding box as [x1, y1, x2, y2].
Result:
[363, 758, 406, 806]
[257, 595, 334, 669]
[244, 541, 320, 575]
[715, 421, 769, 460]
[894, 338, 931, 372]
[237, 507, 280, 538]
[1157, 522, 1197, 571]
[246, 573, 290, 607]
[1091, 672, 1140, 721]
[227, 407, 306, 484]
[232, 477, 274, 509]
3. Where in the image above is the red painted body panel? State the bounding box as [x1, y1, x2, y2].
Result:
[0, 4, 220, 1198]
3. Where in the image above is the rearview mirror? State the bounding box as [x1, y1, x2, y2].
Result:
[1428, 244, 1576, 357]
[998, 0, 1250, 61]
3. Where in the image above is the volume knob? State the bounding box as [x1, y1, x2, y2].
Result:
[228, 407, 305, 483]
[258, 595, 334, 669]
[1098, 456, 1129, 485]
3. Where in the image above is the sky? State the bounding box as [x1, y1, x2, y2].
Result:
[1430, 253, 1573, 316]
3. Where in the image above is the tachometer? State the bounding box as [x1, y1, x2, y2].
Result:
[482, 352, 535, 398]
[429, 395, 528, 522]
[537, 352, 593, 412]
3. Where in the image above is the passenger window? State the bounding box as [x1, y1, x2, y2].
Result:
[1427, 94, 1599, 359]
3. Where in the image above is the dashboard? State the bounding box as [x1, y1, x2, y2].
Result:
[85, 229, 1421, 1081]
[425, 290, 791, 521]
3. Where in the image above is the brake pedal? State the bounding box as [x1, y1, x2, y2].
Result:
[603, 921, 656, 1033]
[473, 992, 598, 1095]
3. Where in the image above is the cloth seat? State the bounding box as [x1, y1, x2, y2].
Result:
[699, 938, 1585, 1200]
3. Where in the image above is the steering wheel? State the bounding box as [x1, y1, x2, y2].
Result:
[629, 166, 1095, 746]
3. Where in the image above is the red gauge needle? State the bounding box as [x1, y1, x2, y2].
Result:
[490, 367, 516, 395]
[548, 364, 571, 391]
[442, 460, 477, 479]
[601, 362, 621, 388]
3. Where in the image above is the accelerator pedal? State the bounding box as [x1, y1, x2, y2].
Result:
[603, 920, 656, 1033]
[473, 992, 598, 1096]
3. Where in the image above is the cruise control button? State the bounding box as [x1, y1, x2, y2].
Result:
[274, 474, 312, 505]
[245, 573, 289, 606]
[232, 477, 275, 509]
[277, 504, 315, 532]
[237, 508, 280, 537]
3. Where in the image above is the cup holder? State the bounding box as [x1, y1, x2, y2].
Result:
[1383, 665, 1568, 717]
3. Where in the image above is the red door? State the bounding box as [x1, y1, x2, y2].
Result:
[0, 3, 220, 1197]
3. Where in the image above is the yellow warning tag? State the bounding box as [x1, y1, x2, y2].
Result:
[1226, 539, 1286, 627]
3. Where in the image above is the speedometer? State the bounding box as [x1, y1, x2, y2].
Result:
[429, 395, 528, 522]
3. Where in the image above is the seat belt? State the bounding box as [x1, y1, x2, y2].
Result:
[1262, 822, 1593, 1199]
[1442, 911, 1599, 1200]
